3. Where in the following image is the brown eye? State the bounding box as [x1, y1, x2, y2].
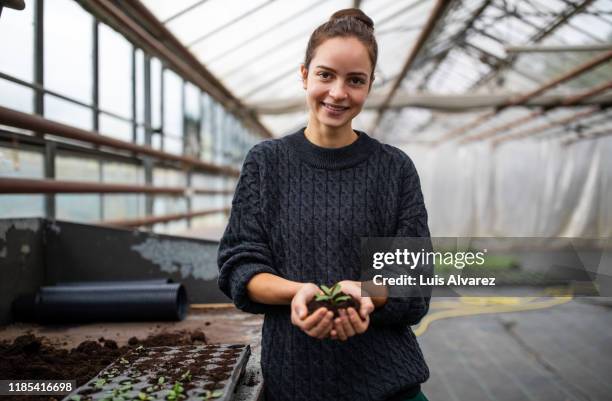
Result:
[318, 71, 332, 80]
[350, 77, 366, 86]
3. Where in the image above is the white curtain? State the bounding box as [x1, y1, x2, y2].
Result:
[403, 136, 612, 238]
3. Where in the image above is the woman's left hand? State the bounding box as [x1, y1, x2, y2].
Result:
[330, 280, 375, 341]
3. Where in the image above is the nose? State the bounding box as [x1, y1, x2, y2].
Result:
[328, 81, 347, 101]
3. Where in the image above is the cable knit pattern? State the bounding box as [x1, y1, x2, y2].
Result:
[218, 128, 431, 401]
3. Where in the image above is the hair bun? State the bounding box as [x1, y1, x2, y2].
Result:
[329, 8, 374, 30]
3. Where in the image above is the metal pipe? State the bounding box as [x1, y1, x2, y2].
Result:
[562, 126, 612, 146]
[372, 0, 454, 131]
[247, 91, 612, 114]
[506, 43, 612, 53]
[435, 50, 612, 144]
[460, 81, 612, 143]
[491, 107, 604, 147]
[102, 207, 230, 227]
[0, 177, 234, 195]
[0, 105, 240, 176]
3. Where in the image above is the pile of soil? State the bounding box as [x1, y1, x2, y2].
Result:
[0, 330, 208, 401]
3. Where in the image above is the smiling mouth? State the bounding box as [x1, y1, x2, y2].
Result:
[321, 102, 350, 112]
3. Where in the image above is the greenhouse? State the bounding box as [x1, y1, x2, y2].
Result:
[0, 1, 610, 400]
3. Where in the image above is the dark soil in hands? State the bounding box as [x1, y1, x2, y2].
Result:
[307, 293, 360, 318]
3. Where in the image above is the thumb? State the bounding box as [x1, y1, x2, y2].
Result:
[295, 304, 306, 319]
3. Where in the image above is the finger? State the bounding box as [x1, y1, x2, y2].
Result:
[349, 308, 368, 334]
[302, 308, 328, 330]
[316, 318, 334, 339]
[330, 329, 338, 340]
[340, 309, 356, 337]
[359, 298, 375, 320]
[308, 313, 333, 338]
[334, 316, 348, 341]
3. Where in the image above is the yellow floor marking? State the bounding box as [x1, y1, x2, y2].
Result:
[415, 288, 573, 337]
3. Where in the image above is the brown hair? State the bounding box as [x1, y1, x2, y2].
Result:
[304, 8, 378, 83]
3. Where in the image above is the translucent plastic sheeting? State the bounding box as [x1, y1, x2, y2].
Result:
[404, 136, 612, 237]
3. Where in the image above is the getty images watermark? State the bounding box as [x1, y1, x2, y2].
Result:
[360, 237, 612, 298]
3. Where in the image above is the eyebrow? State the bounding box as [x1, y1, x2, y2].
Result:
[315, 65, 368, 78]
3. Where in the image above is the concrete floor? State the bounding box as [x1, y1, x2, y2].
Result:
[419, 298, 612, 401]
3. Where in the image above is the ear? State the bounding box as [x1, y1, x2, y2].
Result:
[300, 64, 308, 90]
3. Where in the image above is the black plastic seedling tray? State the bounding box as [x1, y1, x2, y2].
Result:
[64, 344, 250, 401]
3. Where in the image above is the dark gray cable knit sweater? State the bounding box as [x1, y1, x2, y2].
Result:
[217, 127, 431, 401]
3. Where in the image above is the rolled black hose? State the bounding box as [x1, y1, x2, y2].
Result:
[12, 283, 188, 323]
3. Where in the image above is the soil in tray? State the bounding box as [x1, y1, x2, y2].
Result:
[0, 330, 208, 401]
[71, 344, 247, 401]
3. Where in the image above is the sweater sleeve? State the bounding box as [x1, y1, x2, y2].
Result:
[217, 146, 279, 314]
[369, 156, 432, 328]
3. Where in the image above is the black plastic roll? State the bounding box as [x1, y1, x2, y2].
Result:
[55, 278, 174, 286]
[12, 283, 188, 323]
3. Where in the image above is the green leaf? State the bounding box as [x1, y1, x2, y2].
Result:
[158, 377, 165, 385]
[95, 379, 107, 389]
[138, 392, 149, 401]
[211, 390, 223, 398]
[145, 387, 154, 393]
[333, 295, 351, 304]
[320, 285, 332, 296]
[314, 294, 330, 302]
[70, 395, 82, 401]
[119, 357, 129, 365]
[330, 283, 342, 297]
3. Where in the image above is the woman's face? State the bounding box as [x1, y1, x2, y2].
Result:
[301, 36, 373, 131]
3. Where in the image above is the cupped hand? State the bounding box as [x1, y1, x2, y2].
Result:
[291, 283, 334, 339]
[330, 280, 375, 341]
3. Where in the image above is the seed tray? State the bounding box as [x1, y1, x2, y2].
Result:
[64, 344, 250, 401]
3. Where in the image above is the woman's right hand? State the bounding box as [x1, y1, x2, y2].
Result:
[290, 283, 334, 339]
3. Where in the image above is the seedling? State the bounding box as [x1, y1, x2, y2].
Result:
[166, 382, 185, 400]
[138, 392, 153, 401]
[69, 395, 81, 401]
[314, 284, 351, 305]
[158, 376, 166, 385]
[94, 378, 107, 389]
[307, 283, 359, 318]
[201, 389, 224, 400]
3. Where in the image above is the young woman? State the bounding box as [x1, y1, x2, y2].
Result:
[218, 8, 430, 401]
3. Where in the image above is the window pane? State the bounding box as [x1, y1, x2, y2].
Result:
[0, 147, 45, 218]
[151, 58, 162, 129]
[135, 49, 145, 124]
[44, 0, 92, 104]
[99, 23, 132, 119]
[201, 94, 214, 162]
[0, 3, 33, 82]
[102, 161, 145, 220]
[45, 95, 92, 131]
[99, 114, 132, 142]
[0, 78, 33, 113]
[55, 154, 100, 222]
[184, 83, 201, 158]
[163, 69, 182, 138]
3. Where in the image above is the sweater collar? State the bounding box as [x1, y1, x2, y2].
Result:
[284, 127, 380, 170]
